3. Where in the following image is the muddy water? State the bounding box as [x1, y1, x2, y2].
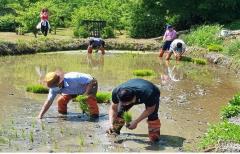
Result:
[0, 51, 240, 152]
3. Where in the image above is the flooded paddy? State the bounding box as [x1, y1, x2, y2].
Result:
[0, 51, 240, 152]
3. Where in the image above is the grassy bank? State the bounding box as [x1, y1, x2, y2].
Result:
[199, 93, 240, 151]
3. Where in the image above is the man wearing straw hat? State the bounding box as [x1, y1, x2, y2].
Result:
[37, 71, 99, 119]
[107, 78, 161, 142]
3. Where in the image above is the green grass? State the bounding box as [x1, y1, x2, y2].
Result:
[229, 93, 240, 106]
[182, 24, 223, 48]
[199, 121, 240, 149]
[133, 69, 155, 77]
[220, 93, 240, 119]
[224, 39, 240, 56]
[26, 84, 49, 93]
[221, 105, 240, 119]
[123, 111, 132, 123]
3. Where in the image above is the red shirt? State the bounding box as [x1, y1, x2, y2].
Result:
[41, 12, 48, 20]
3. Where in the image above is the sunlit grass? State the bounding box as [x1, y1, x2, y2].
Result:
[199, 121, 240, 149]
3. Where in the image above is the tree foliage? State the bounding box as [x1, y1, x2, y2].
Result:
[1, 0, 240, 38]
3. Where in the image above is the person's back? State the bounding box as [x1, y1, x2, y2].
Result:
[112, 78, 160, 106]
[170, 39, 186, 52]
[88, 37, 105, 55]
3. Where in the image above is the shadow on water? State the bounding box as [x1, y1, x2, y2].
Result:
[115, 133, 185, 151]
[44, 112, 108, 123]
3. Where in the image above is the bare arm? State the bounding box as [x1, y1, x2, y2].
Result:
[38, 99, 53, 119]
[135, 104, 156, 123]
[109, 102, 118, 128]
[128, 104, 156, 130]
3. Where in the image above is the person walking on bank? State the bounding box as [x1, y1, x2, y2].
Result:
[87, 37, 105, 55]
[37, 71, 99, 119]
[106, 78, 161, 142]
[159, 25, 177, 58]
[166, 39, 186, 61]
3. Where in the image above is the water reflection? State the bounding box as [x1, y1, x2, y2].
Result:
[87, 53, 104, 70]
[35, 65, 48, 84]
[159, 59, 184, 85]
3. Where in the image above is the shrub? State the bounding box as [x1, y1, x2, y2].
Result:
[221, 105, 240, 119]
[26, 84, 49, 93]
[133, 69, 155, 76]
[224, 39, 240, 56]
[229, 93, 240, 106]
[182, 25, 223, 48]
[207, 44, 223, 52]
[101, 26, 115, 38]
[74, 26, 89, 38]
[0, 14, 16, 32]
[224, 20, 240, 30]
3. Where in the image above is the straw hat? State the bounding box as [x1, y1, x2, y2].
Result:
[44, 72, 62, 87]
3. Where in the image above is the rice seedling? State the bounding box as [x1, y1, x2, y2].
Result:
[29, 130, 34, 143]
[96, 92, 112, 103]
[133, 69, 155, 77]
[78, 134, 85, 151]
[192, 58, 207, 65]
[180, 56, 193, 62]
[75, 95, 89, 114]
[123, 112, 132, 127]
[26, 84, 49, 93]
[41, 123, 45, 130]
[78, 135, 84, 146]
[0, 136, 8, 144]
[21, 129, 26, 139]
[207, 44, 223, 52]
[60, 127, 64, 135]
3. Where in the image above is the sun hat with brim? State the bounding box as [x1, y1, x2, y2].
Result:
[44, 72, 63, 87]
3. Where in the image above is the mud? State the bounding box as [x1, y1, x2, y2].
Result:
[0, 52, 240, 152]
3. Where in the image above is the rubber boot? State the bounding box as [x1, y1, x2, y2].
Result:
[99, 47, 105, 55]
[111, 117, 125, 134]
[88, 47, 93, 54]
[159, 49, 164, 57]
[148, 119, 161, 142]
[86, 96, 99, 118]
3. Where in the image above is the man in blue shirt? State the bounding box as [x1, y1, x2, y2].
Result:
[107, 78, 161, 142]
[37, 71, 99, 119]
[87, 37, 105, 55]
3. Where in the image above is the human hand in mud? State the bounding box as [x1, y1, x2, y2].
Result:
[126, 120, 138, 130]
[106, 127, 119, 136]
